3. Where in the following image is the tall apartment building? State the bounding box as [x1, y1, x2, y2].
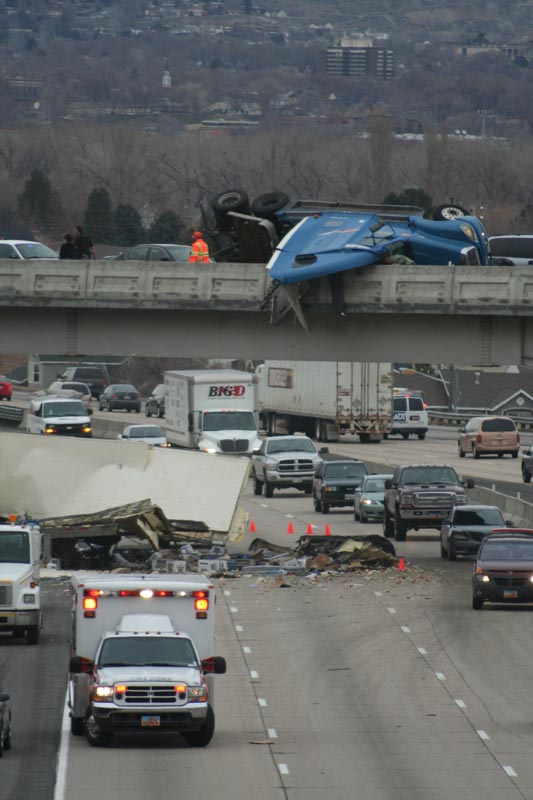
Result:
[326, 36, 394, 81]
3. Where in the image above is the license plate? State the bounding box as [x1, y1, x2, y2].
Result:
[503, 590, 518, 599]
[141, 715, 160, 727]
[124, 394, 132, 399]
[293, 478, 303, 483]
[411, 415, 420, 421]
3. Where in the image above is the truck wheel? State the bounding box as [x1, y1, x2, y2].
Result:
[417, 433, 426, 440]
[473, 445, 481, 459]
[472, 596, 484, 610]
[447, 541, 457, 561]
[512, 450, 518, 459]
[264, 481, 274, 498]
[85, 712, 114, 748]
[71, 717, 85, 736]
[253, 474, 263, 495]
[314, 494, 322, 512]
[402, 433, 409, 440]
[322, 501, 330, 514]
[359, 512, 367, 524]
[359, 433, 370, 443]
[251, 191, 290, 219]
[524, 470, 531, 484]
[183, 705, 215, 748]
[383, 510, 395, 538]
[458, 445, 465, 458]
[432, 203, 469, 221]
[394, 511, 407, 542]
[211, 189, 251, 230]
[26, 626, 39, 645]
[3, 725, 11, 751]
[440, 540, 447, 559]
[303, 483, 313, 495]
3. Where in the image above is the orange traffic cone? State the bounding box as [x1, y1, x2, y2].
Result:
[249, 520, 257, 533]
[306, 523, 313, 535]
[287, 521, 295, 534]
[324, 524, 332, 536]
[398, 557, 405, 571]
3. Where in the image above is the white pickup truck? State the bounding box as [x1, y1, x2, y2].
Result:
[68, 573, 226, 747]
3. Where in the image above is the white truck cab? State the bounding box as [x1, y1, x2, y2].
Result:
[27, 396, 92, 437]
[69, 573, 226, 747]
[0, 522, 42, 644]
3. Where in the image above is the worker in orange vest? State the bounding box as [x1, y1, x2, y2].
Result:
[189, 231, 210, 263]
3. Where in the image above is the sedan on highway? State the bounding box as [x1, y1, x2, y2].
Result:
[0, 376, 12, 401]
[106, 243, 193, 262]
[98, 384, 141, 412]
[354, 473, 392, 523]
[472, 530, 533, 609]
[118, 424, 170, 446]
[441, 504, 510, 561]
[0, 691, 12, 756]
[0, 240, 58, 259]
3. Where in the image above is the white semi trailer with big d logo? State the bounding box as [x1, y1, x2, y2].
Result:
[163, 369, 262, 454]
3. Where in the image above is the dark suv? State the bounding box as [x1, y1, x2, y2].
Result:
[313, 459, 368, 514]
[472, 530, 533, 609]
[59, 365, 110, 399]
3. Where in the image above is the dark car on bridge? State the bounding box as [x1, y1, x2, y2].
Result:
[313, 459, 368, 513]
[440, 504, 511, 561]
[98, 384, 141, 413]
[472, 530, 533, 609]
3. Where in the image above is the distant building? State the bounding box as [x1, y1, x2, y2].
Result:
[326, 36, 394, 81]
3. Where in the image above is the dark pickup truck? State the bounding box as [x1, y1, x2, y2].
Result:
[522, 445, 533, 482]
[383, 464, 474, 542]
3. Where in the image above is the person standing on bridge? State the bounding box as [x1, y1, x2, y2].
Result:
[59, 233, 78, 259]
[74, 225, 96, 260]
[188, 231, 210, 263]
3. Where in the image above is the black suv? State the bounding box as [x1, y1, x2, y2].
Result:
[59, 365, 110, 399]
[313, 459, 368, 514]
[472, 530, 533, 609]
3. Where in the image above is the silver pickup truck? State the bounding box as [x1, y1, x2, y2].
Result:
[251, 435, 326, 498]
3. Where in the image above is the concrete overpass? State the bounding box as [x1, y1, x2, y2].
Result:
[2, 260, 533, 364]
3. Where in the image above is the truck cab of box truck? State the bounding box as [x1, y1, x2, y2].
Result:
[68, 573, 226, 748]
[0, 523, 42, 644]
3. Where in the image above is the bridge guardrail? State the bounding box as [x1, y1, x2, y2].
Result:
[429, 411, 533, 430]
[0, 405, 24, 425]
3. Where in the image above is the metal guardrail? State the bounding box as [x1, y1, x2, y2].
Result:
[0, 405, 24, 424]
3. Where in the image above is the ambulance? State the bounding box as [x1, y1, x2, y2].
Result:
[68, 573, 226, 747]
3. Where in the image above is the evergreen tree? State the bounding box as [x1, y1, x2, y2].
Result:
[114, 204, 145, 247]
[148, 210, 184, 243]
[382, 187, 433, 212]
[84, 187, 115, 243]
[18, 169, 62, 230]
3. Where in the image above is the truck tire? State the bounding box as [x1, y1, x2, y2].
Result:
[440, 540, 447, 558]
[472, 596, 484, 610]
[523, 469, 531, 484]
[383, 510, 395, 538]
[473, 444, 481, 459]
[183, 705, 215, 747]
[401, 433, 409, 440]
[447, 540, 457, 561]
[251, 191, 290, 219]
[264, 481, 274, 498]
[304, 483, 313, 495]
[432, 203, 469, 221]
[211, 189, 251, 230]
[3, 724, 11, 751]
[394, 510, 407, 542]
[26, 626, 39, 645]
[314, 494, 322, 512]
[417, 433, 426, 440]
[322, 501, 330, 514]
[458, 444, 465, 458]
[253, 473, 263, 495]
[85, 711, 114, 748]
[71, 717, 85, 736]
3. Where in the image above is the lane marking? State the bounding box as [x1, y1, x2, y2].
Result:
[278, 764, 289, 775]
[401, 625, 411, 633]
[285, 514, 294, 518]
[53, 691, 71, 800]
[455, 699, 466, 709]
[417, 647, 427, 655]
[436, 672, 446, 681]
[503, 766, 517, 777]
[230, 606, 238, 614]
[250, 670, 259, 679]
[387, 607, 397, 615]
[258, 698, 267, 707]
[268, 728, 278, 738]
[235, 625, 243, 632]
[477, 730, 490, 740]
[243, 646, 251, 654]
[374, 591, 382, 596]
[260, 503, 269, 508]
[224, 590, 231, 596]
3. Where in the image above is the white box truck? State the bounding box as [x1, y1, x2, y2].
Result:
[68, 572, 226, 747]
[164, 369, 262, 454]
[0, 521, 42, 644]
[257, 361, 393, 443]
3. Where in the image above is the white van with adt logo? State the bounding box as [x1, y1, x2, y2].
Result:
[390, 394, 428, 440]
[26, 396, 92, 437]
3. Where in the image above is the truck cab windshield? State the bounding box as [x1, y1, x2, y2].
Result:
[98, 636, 199, 668]
[43, 401, 86, 417]
[202, 411, 256, 431]
[0, 532, 29, 564]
